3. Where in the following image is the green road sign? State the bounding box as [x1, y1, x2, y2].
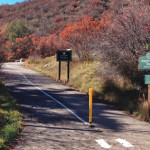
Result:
[145, 75, 150, 84]
[139, 53, 150, 69]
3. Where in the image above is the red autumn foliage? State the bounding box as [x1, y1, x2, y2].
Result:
[59, 16, 110, 60]
[0, 24, 8, 62]
[3, 14, 111, 61]
[0, 0, 110, 37]
[0, 0, 150, 63]
[6, 34, 58, 61]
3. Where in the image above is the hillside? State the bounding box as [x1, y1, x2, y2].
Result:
[0, 0, 110, 37]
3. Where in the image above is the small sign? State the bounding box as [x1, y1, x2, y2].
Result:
[57, 51, 72, 61]
[139, 53, 150, 69]
[145, 75, 150, 84]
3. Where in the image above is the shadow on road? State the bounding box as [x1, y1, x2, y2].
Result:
[1, 70, 128, 132]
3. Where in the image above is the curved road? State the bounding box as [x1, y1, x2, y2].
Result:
[1, 62, 150, 150]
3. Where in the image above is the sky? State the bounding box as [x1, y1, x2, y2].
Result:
[0, 0, 27, 5]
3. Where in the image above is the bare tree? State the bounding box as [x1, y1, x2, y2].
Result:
[108, 3, 150, 61]
[91, 1, 150, 85]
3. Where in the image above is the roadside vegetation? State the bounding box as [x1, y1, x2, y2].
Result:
[0, 80, 22, 150]
[25, 56, 150, 122]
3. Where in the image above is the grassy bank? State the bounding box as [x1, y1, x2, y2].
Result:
[0, 80, 22, 150]
[25, 56, 150, 122]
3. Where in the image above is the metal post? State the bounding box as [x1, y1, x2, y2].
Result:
[89, 88, 95, 128]
[89, 88, 93, 124]
[67, 61, 70, 82]
[148, 84, 150, 103]
[85, 48, 89, 64]
[58, 61, 61, 81]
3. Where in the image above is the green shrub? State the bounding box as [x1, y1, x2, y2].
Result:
[0, 80, 22, 149]
[7, 20, 31, 43]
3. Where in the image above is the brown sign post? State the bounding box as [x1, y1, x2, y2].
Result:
[145, 75, 150, 103]
[148, 85, 150, 102]
[57, 50, 72, 82]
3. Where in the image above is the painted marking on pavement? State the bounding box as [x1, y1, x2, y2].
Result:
[95, 139, 111, 149]
[19, 73, 88, 124]
[116, 138, 134, 148]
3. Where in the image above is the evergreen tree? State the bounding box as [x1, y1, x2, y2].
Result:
[7, 20, 30, 42]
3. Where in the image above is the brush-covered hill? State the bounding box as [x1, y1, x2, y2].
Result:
[0, 0, 110, 37]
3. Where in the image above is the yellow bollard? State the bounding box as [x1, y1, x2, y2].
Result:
[89, 88, 93, 124]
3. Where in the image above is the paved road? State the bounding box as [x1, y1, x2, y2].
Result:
[1, 62, 150, 150]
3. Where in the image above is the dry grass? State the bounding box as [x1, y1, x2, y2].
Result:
[25, 56, 105, 96]
[138, 101, 150, 121]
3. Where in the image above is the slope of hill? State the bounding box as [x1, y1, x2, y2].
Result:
[0, 0, 110, 37]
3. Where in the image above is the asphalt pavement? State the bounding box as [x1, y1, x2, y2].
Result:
[1, 62, 150, 150]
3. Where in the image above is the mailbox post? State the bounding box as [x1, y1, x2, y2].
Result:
[57, 50, 72, 82]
